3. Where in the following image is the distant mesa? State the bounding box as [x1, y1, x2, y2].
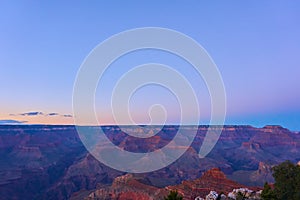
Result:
[262, 125, 285, 129]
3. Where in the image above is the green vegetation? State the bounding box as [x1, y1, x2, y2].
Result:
[261, 182, 276, 200]
[261, 161, 300, 200]
[236, 191, 246, 200]
[216, 192, 225, 200]
[164, 190, 183, 200]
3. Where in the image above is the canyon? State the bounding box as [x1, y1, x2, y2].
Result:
[0, 125, 299, 199]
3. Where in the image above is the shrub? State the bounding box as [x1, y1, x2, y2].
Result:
[164, 190, 183, 200]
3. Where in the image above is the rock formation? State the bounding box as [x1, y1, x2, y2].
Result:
[0, 125, 299, 199]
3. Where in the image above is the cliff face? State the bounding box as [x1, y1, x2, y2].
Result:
[166, 168, 260, 200]
[0, 125, 299, 199]
[83, 168, 262, 200]
[84, 174, 168, 200]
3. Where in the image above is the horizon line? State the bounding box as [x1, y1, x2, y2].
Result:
[0, 123, 292, 129]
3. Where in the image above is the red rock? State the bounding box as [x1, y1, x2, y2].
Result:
[166, 168, 261, 200]
[85, 168, 262, 200]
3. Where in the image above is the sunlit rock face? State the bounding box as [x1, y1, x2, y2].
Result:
[227, 188, 262, 200]
[166, 168, 260, 200]
[83, 168, 262, 200]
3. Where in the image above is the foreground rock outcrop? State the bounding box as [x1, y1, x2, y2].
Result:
[195, 188, 262, 200]
[167, 168, 261, 200]
[82, 168, 262, 200]
[84, 174, 168, 200]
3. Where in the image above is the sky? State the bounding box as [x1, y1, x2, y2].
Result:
[0, 1, 299, 130]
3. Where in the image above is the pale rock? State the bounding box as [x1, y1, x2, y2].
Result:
[205, 191, 218, 200]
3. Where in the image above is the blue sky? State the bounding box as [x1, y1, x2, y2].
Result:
[0, 1, 299, 130]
